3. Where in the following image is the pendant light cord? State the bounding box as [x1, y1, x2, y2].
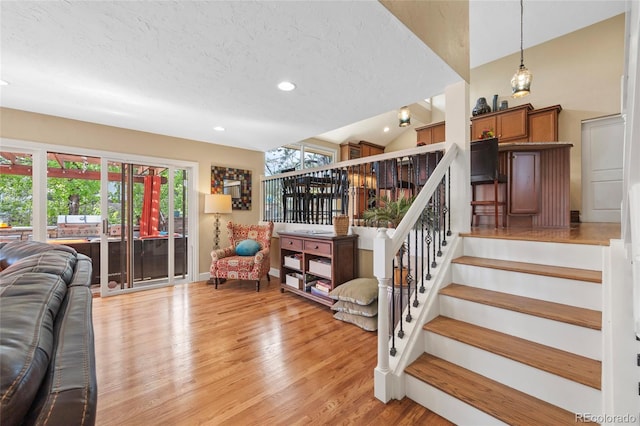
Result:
[520, 0, 524, 68]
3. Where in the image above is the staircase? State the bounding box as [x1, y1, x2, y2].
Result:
[405, 235, 604, 425]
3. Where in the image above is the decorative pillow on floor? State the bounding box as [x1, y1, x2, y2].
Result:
[329, 277, 377, 305]
[331, 299, 377, 317]
[333, 311, 378, 332]
[235, 239, 261, 256]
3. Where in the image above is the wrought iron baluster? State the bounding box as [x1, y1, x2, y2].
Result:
[397, 243, 405, 339]
[425, 198, 434, 278]
[405, 237, 412, 323]
[413, 221, 420, 305]
[436, 176, 443, 257]
[431, 196, 438, 269]
[441, 166, 449, 247]
[447, 165, 452, 237]
[420, 211, 427, 291]
[390, 255, 397, 357]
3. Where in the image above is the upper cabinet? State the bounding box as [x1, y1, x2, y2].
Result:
[416, 121, 446, 145]
[340, 140, 384, 160]
[470, 104, 562, 143]
[527, 105, 562, 142]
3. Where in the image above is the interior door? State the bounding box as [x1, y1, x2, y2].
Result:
[581, 115, 624, 222]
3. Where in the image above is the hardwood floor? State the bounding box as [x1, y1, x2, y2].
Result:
[463, 222, 621, 246]
[92, 280, 452, 426]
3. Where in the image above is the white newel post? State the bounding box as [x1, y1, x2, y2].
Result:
[374, 228, 393, 403]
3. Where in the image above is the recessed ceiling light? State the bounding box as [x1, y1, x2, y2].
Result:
[0, 80, 9, 86]
[213, 126, 225, 132]
[383, 127, 390, 133]
[277, 81, 296, 92]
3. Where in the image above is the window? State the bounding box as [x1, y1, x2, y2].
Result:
[0, 152, 34, 236]
[264, 143, 335, 176]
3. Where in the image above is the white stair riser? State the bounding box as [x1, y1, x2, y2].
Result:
[405, 374, 507, 426]
[452, 264, 602, 310]
[463, 238, 603, 270]
[424, 332, 602, 414]
[440, 296, 602, 360]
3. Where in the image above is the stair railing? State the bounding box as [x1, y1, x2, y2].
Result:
[374, 144, 459, 403]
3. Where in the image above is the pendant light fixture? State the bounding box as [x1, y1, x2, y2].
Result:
[398, 106, 411, 127]
[511, 0, 532, 98]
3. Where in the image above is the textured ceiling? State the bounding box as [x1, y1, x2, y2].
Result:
[0, 1, 626, 152]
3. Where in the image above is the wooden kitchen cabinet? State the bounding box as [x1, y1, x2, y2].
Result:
[509, 151, 541, 214]
[415, 121, 445, 145]
[528, 105, 562, 142]
[340, 140, 384, 160]
[471, 104, 533, 142]
[360, 141, 384, 157]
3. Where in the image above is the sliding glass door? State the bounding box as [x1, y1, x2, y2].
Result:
[1, 139, 196, 296]
[100, 159, 190, 295]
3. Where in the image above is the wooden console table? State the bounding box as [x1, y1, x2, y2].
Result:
[279, 232, 358, 307]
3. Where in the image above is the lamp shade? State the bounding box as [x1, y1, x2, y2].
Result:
[204, 193, 232, 214]
[398, 106, 411, 127]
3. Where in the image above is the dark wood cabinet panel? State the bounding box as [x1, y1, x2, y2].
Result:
[340, 141, 384, 160]
[471, 104, 533, 142]
[470, 116, 496, 141]
[279, 232, 358, 307]
[416, 121, 445, 145]
[509, 151, 541, 214]
[528, 105, 562, 142]
[340, 143, 360, 160]
[497, 107, 530, 141]
[360, 141, 384, 157]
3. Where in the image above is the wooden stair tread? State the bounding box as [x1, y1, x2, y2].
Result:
[406, 354, 594, 425]
[452, 255, 602, 283]
[439, 284, 602, 330]
[424, 316, 601, 389]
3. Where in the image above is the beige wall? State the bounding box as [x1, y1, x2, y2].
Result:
[381, 0, 469, 82]
[0, 107, 264, 277]
[386, 14, 625, 212]
[471, 14, 625, 211]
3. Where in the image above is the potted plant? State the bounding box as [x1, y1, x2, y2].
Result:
[362, 195, 415, 228]
[363, 195, 438, 285]
[363, 195, 415, 284]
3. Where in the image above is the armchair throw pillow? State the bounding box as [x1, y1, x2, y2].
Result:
[235, 239, 261, 256]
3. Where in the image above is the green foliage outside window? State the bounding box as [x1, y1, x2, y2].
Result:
[0, 160, 187, 229]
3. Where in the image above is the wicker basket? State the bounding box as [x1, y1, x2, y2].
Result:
[333, 215, 349, 236]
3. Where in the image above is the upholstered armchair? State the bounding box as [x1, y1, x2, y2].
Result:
[209, 221, 274, 292]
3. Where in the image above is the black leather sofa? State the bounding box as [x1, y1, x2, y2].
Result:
[0, 240, 97, 426]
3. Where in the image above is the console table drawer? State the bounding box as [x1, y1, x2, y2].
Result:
[280, 236, 303, 251]
[303, 240, 332, 256]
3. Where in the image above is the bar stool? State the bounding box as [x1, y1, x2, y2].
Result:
[470, 138, 507, 228]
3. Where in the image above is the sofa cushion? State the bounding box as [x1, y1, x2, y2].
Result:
[0, 240, 76, 271]
[1, 250, 77, 285]
[0, 272, 68, 425]
[0, 241, 97, 426]
[24, 285, 96, 426]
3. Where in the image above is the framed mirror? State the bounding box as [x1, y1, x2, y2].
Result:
[211, 166, 252, 210]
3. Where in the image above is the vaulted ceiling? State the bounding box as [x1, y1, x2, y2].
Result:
[0, 1, 626, 152]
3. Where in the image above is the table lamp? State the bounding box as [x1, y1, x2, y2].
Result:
[204, 193, 232, 249]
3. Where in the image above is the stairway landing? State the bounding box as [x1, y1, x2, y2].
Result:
[462, 223, 620, 246]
